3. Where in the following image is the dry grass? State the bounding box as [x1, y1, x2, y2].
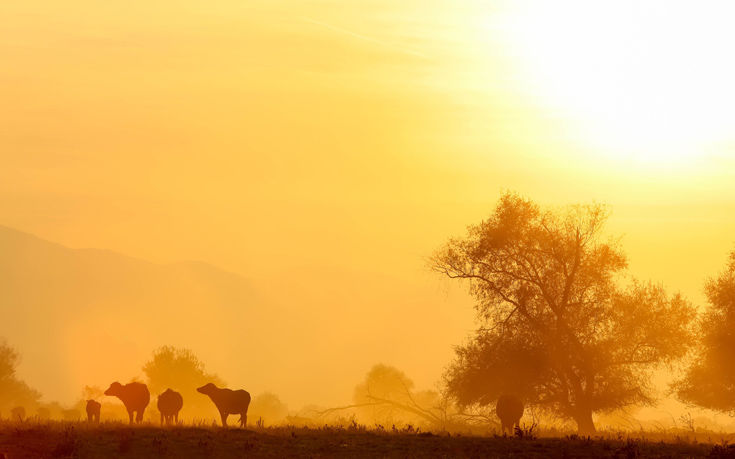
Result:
[0, 420, 730, 458]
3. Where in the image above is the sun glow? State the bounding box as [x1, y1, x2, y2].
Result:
[499, 1, 735, 167]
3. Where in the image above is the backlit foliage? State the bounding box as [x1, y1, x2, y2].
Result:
[142, 346, 225, 421]
[676, 250, 735, 412]
[433, 192, 695, 434]
[0, 340, 41, 414]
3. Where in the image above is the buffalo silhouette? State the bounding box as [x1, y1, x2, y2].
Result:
[496, 394, 524, 435]
[86, 400, 101, 423]
[157, 388, 183, 426]
[197, 383, 251, 427]
[105, 381, 150, 424]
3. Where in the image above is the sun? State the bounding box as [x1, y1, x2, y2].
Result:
[498, 0, 735, 168]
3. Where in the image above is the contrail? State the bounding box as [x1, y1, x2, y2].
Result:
[302, 17, 428, 59]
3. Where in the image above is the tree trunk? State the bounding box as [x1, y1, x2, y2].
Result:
[573, 408, 596, 435]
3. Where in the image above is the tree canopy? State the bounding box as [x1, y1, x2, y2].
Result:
[142, 345, 224, 419]
[432, 192, 695, 434]
[675, 250, 735, 412]
[352, 364, 448, 428]
[0, 339, 42, 413]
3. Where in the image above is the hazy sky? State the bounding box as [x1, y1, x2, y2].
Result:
[2, 0, 735, 409]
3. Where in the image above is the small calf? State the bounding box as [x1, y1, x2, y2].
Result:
[86, 400, 101, 423]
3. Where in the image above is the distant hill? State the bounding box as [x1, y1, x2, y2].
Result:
[0, 226, 474, 410]
[0, 225, 269, 404]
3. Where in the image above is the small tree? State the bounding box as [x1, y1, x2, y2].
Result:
[142, 346, 224, 421]
[319, 364, 451, 429]
[0, 339, 41, 413]
[352, 364, 456, 429]
[249, 392, 289, 425]
[432, 192, 695, 434]
[675, 250, 735, 412]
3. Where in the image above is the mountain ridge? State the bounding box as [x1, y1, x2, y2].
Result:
[0, 224, 264, 404]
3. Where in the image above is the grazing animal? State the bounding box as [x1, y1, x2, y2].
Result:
[197, 383, 251, 427]
[105, 381, 150, 424]
[86, 400, 101, 423]
[10, 406, 25, 422]
[496, 394, 524, 435]
[157, 388, 183, 426]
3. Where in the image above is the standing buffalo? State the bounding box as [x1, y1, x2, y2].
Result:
[496, 394, 524, 435]
[86, 400, 101, 423]
[157, 388, 183, 426]
[197, 383, 251, 427]
[105, 381, 150, 424]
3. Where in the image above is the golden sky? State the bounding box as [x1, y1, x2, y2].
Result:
[2, 0, 735, 410]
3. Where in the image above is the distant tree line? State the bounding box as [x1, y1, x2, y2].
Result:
[2, 192, 735, 434]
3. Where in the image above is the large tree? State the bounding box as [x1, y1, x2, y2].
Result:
[432, 192, 695, 434]
[675, 250, 735, 412]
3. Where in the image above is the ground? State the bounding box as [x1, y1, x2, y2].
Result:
[0, 422, 732, 458]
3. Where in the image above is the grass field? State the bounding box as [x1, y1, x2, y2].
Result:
[2, 422, 735, 459]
